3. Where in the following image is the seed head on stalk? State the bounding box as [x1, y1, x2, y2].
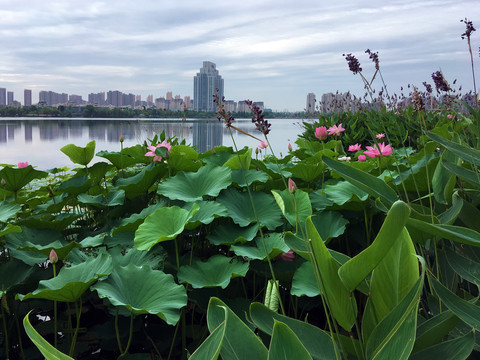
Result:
[245, 100, 271, 135]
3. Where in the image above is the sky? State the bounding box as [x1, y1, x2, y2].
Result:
[0, 0, 479, 112]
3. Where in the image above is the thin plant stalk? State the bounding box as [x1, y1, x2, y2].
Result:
[118, 313, 134, 359]
[52, 263, 57, 349]
[115, 307, 124, 354]
[69, 298, 82, 357]
[228, 130, 286, 315]
[1, 298, 9, 359]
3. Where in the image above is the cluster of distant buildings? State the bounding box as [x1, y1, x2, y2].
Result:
[0, 61, 265, 113]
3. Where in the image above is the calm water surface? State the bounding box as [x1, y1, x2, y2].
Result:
[0, 118, 307, 170]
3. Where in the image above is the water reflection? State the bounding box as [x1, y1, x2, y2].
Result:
[0, 118, 304, 169]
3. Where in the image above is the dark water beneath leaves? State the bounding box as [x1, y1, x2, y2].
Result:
[0, 118, 307, 170]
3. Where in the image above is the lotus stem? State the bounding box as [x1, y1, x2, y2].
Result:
[115, 307, 124, 354]
[118, 312, 134, 359]
[69, 298, 82, 357]
[1, 299, 9, 359]
[53, 263, 57, 349]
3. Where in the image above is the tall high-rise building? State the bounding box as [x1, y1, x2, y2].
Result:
[24, 89, 32, 106]
[0, 88, 6, 106]
[306, 93, 316, 113]
[88, 92, 105, 106]
[7, 91, 14, 105]
[193, 61, 224, 112]
[106, 90, 123, 106]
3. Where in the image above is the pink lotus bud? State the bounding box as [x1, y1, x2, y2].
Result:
[315, 126, 328, 140]
[119, 135, 124, 143]
[17, 162, 29, 168]
[49, 249, 58, 264]
[277, 250, 295, 261]
[288, 143, 292, 151]
[288, 178, 297, 194]
[358, 155, 366, 162]
[0, 178, 5, 186]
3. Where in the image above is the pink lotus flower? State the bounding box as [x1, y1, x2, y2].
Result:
[348, 143, 362, 152]
[363, 142, 393, 158]
[447, 114, 453, 119]
[277, 250, 295, 262]
[376, 133, 385, 139]
[49, 249, 58, 264]
[288, 178, 297, 194]
[315, 126, 328, 140]
[288, 143, 293, 151]
[17, 162, 29, 168]
[358, 155, 366, 162]
[258, 141, 268, 150]
[327, 123, 345, 136]
[145, 140, 172, 162]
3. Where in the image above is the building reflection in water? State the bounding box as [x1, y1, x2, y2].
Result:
[0, 119, 224, 152]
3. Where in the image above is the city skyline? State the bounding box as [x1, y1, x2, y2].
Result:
[0, 1, 479, 111]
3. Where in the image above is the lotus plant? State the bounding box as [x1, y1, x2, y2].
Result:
[145, 140, 171, 162]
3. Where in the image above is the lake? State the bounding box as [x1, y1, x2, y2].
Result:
[0, 117, 308, 170]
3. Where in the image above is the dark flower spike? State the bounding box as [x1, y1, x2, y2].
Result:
[432, 70, 451, 93]
[365, 49, 380, 71]
[343, 53, 362, 75]
[461, 18, 476, 40]
[246, 100, 271, 136]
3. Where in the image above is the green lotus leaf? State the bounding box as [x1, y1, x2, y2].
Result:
[18, 213, 81, 232]
[291, 261, 321, 297]
[109, 246, 165, 270]
[217, 188, 283, 230]
[230, 233, 288, 260]
[116, 162, 166, 199]
[324, 180, 369, 206]
[57, 174, 92, 195]
[184, 201, 228, 229]
[0, 201, 21, 222]
[310, 211, 349, 244]
[231, 169, 269, 187]
[60, 140, 96, 166]
[309, 190, 334, 211]
[0, 259, 35, 297]
[91, 264, 187, 325]
[167, 145, 202, 172]
[0, 224, 21, 238]
[5, 227, 81, 261]
[289, 157, 326, 183]
[202, 151, 235, 166]
[77, 189, 125, 208]
[17, 253, 113, 302]
[272, 189, 312, 228]
[0, 165, 48, 193]
[263, 162, 292, 178]
[222, 148, 252, 170]
[96, 150, 139, 169]
[157, 165, 232, 202]
[134, 205, 199, 251]
[177, 255, 249, 289]
[112, 202, 165, 235]
[207, 222, 258, 246]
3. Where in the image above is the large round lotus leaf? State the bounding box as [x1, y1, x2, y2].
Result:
[291, 261, 321, 297]
[17, 253, 113, 302]
[0, 224, 21, 238]
[60, 140, 96, 166]
[230, 233, 289, 260]
[310, 211, 349, 244]
[157, 165, 232, 202]
[272, 189, 312, 228]
[5, 227, 81, 261]
[222, 148, 252, 170]
[91, 264, 187, 325]
[207, 222, 258, 246]
[231, 169, 269, 187]
[57, 174, 92, 195]
[309, 190, 334, 211]
[0, 201, 21, 222]
[134, 205, 199, 251]
[0, 165, 48, 193]
[290, 157, 326, 182]
[77, 189, 125, 208]
[167, 145, 202, 172]
[184, 201, 228, 229]
[109, 246, 165, 270]
[0, 259, 35, 297]
[18, 213, 81, 232]
[96, 150, 138, 169]
[217, 188, 283, 230]
[201, 151, 235, 166]
[115, 163, 166, 199]
[112, 202, 165, 235]
[323, 181, 368, 206]
[177, 255, 249, 289]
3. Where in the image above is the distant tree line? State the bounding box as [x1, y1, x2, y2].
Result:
[0, 104, 308, 119]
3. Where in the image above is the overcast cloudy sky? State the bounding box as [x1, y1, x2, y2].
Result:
[0, 0, 479, 111]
